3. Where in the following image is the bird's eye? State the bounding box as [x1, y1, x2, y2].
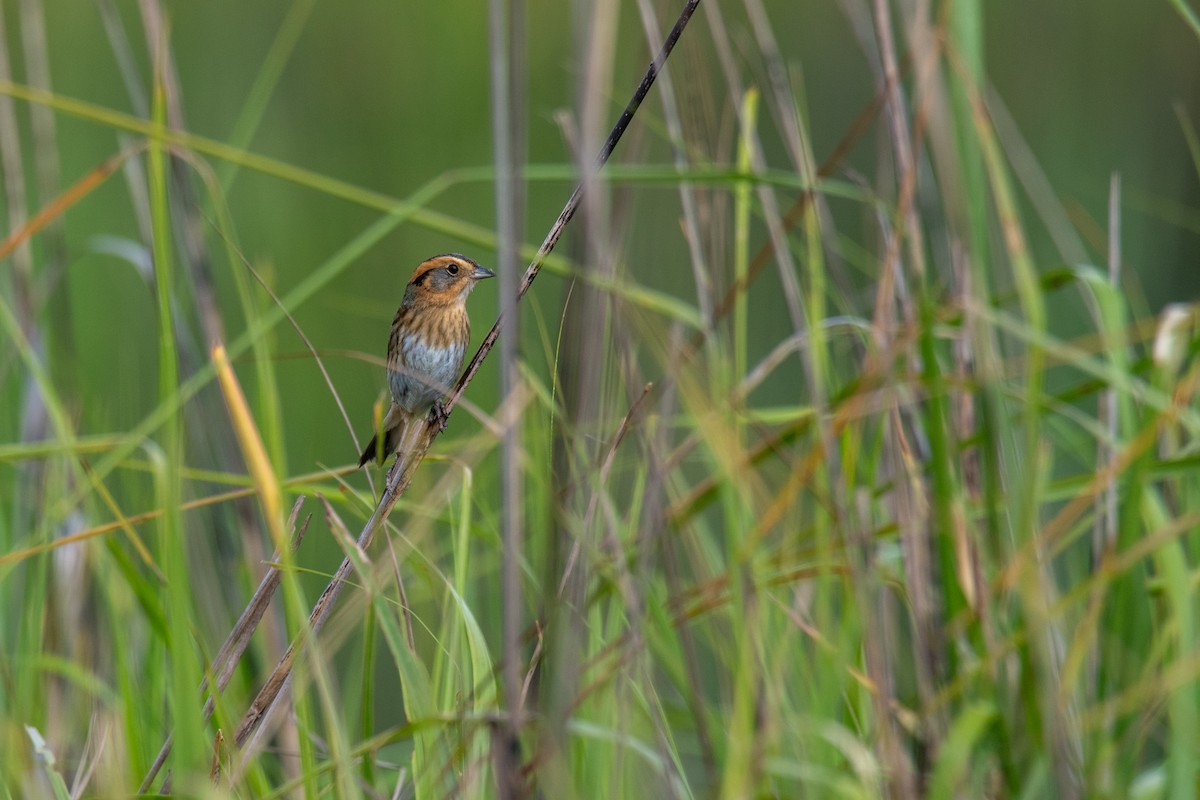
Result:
[447, 263, 460, 275]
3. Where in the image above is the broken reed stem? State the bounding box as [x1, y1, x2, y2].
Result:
[140, 498, 310, 792]
[230, 0, 703, 756]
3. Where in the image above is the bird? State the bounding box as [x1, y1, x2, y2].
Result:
[358, 253, 495, 467]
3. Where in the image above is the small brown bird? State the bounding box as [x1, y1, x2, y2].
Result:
[358, 253, 495, 466]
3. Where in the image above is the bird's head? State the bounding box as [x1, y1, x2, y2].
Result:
[405, 254, 496, 306]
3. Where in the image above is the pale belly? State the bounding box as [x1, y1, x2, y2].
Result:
[388, 337, 466, 413]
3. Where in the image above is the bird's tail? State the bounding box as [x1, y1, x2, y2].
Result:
[357, 405, 413, 468]
[356, 433, 381, 467]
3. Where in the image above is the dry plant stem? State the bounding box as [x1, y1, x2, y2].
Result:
[870, 0, 926, 295]
[232, 441, 429, 751]
[488, 0, 525, 794]
[865, 4, 925, 796]
[1088, 171, 1122, 735]
[230, 0, 702, 755]
[139, 498, 311, 792]
[1097, 173, 1121, 562]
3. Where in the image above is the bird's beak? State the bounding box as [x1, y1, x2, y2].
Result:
[472, 266, 496, 280]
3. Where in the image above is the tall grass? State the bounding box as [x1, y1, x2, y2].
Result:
[1, 1, 1199, 798]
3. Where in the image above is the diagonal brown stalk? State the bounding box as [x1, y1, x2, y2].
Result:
[140, 498, 310, 792]
[229, 0, 703, 760]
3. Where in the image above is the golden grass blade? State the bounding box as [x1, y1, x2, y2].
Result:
[212, 343, 286, 549]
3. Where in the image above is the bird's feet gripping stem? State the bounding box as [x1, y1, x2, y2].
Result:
[431, 400, 451, 432]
